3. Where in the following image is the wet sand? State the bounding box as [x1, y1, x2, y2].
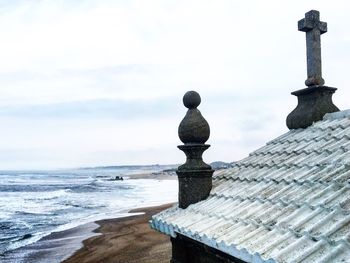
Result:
[63, 203, 173, 263]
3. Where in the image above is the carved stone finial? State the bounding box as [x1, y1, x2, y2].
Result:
[176, 91, 214, 209]
[178, 91, 210, 144]
[286, 10, 339, 130]
[183, 90, 201, 109]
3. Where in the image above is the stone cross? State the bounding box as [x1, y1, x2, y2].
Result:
[298, 10, 327, 86]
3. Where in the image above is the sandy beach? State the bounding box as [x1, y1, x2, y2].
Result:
[1, 170, 177, 263]
[63, 203, 173, 263]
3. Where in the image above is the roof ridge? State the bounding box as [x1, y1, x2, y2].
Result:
[265, 122, 350, 146]
[235, 162, 345, 169]
[250, 148, 343, 156]
[268, 133, 350, 144]
[324, 109, 350, 120]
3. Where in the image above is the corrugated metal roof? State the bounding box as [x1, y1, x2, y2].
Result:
[150, 110, 350, 263]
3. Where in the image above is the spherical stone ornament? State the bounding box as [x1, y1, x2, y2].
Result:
[183, 91, 201, 109]
[178, 91, 210, 144]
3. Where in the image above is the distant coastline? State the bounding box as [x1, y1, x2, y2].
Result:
[78, 160, 235, 171]
[78, 163, 179, 170]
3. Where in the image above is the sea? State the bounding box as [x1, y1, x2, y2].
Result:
[0, 166, 178, 263]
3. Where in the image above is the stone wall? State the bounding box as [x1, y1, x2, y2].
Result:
[170, 234, 245, 263]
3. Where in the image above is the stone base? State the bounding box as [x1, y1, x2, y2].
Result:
[171, 235, 245, 263]
[176, 170, 213, 209]
[286, 85, 339, 129]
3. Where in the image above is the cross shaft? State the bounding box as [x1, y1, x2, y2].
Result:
[298, 10, 327, 86]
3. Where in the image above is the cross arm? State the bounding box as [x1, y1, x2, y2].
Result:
[298, 10, 327, 34]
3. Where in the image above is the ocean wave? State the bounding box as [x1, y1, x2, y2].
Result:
[66, 180, 110, 192]
[0, 221, 14, 231]
[0, 184, 68, 192]
[58, 200, 106, 210]
[2, 232, 46, 254]
[1, 233, 33, 244]
[0, 220, 33, 231]
[14, 211, 47, 216]
[24, 189, 70, 201]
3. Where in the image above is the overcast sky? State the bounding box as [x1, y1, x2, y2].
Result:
[1, 0, 350, 169]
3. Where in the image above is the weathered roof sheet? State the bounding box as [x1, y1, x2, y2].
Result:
[151, 110, 350, 263]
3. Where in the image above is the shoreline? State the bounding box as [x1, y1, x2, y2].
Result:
[63, 203, 173, 263]
[1, 221, 100, 263]
[1, 172, 177, 263]
[2, 203, 174, 263]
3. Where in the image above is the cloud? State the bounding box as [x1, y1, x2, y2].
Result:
[0, 0, 349, 169]
[0, 98, 180, 119]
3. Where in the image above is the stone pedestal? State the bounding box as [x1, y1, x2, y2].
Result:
[286, 86, 339, 129]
